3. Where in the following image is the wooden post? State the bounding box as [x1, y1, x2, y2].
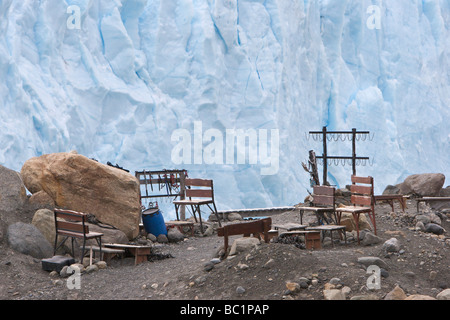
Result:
[179, 171, 186, 220]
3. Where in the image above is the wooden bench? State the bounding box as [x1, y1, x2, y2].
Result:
[415, 197, 450, 212]
[374, 195, 408, 212]
[104, 244, 152, 265]
[84, 245, 125, 264]
[217, 218, 272, 255]
[54, 208, 103, 262]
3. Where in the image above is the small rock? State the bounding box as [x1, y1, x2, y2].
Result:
[203, 262, 214, 272]
[85, 264, 98, 273]
[429, 271, 437, 281]
[350, 294, 379, 300]
[362, 232, 382, 246]
[415, 221, 425, 231]
[357, 257, 389, 270]
[323, 289, 346, 300]
[329, 277, 341, 285]
[167, 227, 185, 242]
[385, 285, 407, 300]
[382, 238, 400, 252]
[404, 271, 415, 278]
[95, 261, 107, 269]
[237, 262, 249, 270]
[286, 282, 300, 293]
[425, 223, 445, 235]
[263, 258, 275, 269]
[404, 294, 436, 300]
[157, 234, 169, 243]
[436, 289, 450, 300]
[147, 233, 157, 242]
[236, 286, 246, 295]
[49, 271, 59, 277]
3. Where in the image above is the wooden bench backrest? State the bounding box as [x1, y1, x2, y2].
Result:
[350, 175, 374, 207]
[217, 218, 272, 238]
[54, 208, 89, 235]
[312, 186, 335, 207]
[185, 178, 214, 199]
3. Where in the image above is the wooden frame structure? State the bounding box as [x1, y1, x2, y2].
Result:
[135, 169, 188, 219]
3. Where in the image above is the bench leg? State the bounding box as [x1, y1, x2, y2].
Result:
[211, 202, 222, 227]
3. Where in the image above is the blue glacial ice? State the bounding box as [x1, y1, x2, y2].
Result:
[0, 0, 449, 220]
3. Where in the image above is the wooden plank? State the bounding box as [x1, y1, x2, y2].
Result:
[138, 177, 181, 185]
[54, 209, 85, 222]
[313, 186, 335, 196]
[312, 195, 334, 206]
[351, 195, 372, 206]
[186, 189, 213, 198]
[56, 221, 87, 234]
[217, 218, 271, 237]
[351, 185, 373, 195]
[351, 176, 373, 184]
[185, 178, 213, 187]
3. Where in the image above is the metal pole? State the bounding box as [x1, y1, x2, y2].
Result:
[352, 128, 356, 176]
[322, 126, 328, 185]
[179, 171, 186, 220]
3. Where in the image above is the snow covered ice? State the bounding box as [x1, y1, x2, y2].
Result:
[0, 0, 449, 220]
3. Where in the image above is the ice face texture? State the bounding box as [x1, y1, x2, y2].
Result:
[0, 0, 449, 219]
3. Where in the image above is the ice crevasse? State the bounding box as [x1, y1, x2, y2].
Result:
[0, 0, 449, 219]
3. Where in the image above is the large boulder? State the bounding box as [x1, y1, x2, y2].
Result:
[0, 164, 28, 213]
[398, 173, 445, 197]
[21, 152, 141, 240]
[7, 222, 53, 259]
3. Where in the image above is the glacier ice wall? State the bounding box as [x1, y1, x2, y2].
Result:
[0, 0, 449, 219]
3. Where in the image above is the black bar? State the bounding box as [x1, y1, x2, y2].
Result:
[309, 131, 370, 134]
[316, 156, 369, 160]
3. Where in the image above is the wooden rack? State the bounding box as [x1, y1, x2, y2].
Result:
[135, 169, 188, 220]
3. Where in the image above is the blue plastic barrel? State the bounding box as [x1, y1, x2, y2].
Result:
[142, 208, 167, 237]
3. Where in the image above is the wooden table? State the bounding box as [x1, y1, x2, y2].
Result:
[104, 244, 152, 265]
[374, 195, 408, 212]
[306, 225, 347, 247]
[415, 197, 450, 212]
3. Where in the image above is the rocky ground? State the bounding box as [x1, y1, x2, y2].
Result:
[0, 199, 449, 303]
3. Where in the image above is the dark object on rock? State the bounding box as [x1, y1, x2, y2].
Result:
[107, 161, 129, 172]
[41, 255, 75, 273]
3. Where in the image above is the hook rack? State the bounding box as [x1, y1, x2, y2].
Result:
[307, 127, 372, 185]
